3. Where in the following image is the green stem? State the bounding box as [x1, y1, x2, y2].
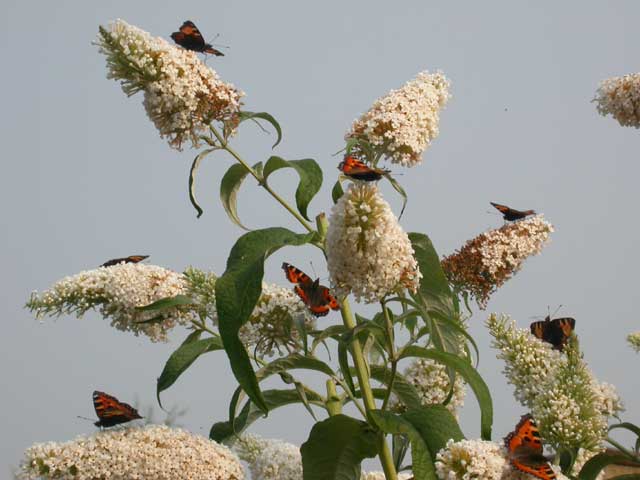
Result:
[340, 298, 397, 480]
[606, 436, 639, 460]
[209, 125, 314, 233]
[333, 376, 367, 418]
[380, 302, 397, 411]
[325, 379, 342, 416]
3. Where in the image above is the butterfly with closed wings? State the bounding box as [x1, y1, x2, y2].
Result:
[505, 414, 556, 480]
[338, 155, 390, 182]
[171, 21, 224, 56]
[282, 263, 340, 317]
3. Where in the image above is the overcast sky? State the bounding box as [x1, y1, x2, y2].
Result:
[2, 0, 640, 473]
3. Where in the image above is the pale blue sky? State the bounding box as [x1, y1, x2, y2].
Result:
[2, 0, 639, 473]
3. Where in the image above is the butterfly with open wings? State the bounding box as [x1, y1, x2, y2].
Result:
[505, 414, 556, 480]
[171, 21, 224, 56]
[92, 391, 142, 428]
[338, 155, 390, 182]
[530, 315, 576, 351]
[282, 263, 340, 317]
[490, 202, 536, 222]
[101, 255, 149, 268]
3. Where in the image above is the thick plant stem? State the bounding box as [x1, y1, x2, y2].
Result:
[325, 379, 342, 416]
[340, 298, 397, 480]
[380, 302, 397, 411]
[209, 126, 314, 233]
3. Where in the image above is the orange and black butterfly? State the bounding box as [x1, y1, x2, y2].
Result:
[530, 316, 576, 351]
[338, 155, 390, 182]
[92, 391, 142, 428]
[505, 414, 556, 480]
[490, 202, 536, 222]
[171, 21, 224, 56]
[101, 255, 149, 268]
[282, 263, 340, 317]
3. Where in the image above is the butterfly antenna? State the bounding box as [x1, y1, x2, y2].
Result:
[309, 261, 318, 279]
[208, 33, 230, 50]
[77, 415, 95, 423]
[551, 304, 563, 318]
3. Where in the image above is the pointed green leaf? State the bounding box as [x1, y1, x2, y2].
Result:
[332, 180, 344, 204]
[402, 405, 465, 462]
[157, 336, 223, 407]
[263, 156, 323, 221]
[216, 228, 314, 413]
[238, 111, 283, 148]
[386, 174, 408, 219]
[579, 452, 640, 480]
[136, 294, 194, 312]
[370, 410, 437, 480]
[220, 162, 262, 230]
[210, 387, 324, 443]
[301, 415, 378, 480]
[369, 365, 422, 410]
[400, 346, 493, 440]
[188, 148, 216, 218]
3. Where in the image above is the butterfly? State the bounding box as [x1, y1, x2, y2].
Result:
[282, 263, 340, 317]
[338, 155, 390, 182]
[171, 21, 224, 56]
[505, 414, 556, 480]
[92, 391, 142, 428]
[101, 255, 149, 268]
[490, 202, 536, 221]
[530, 316, 576, 351]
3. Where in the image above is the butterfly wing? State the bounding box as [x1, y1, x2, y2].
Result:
[490, 202, 512, 215]
[93, 391, 142, 428]
[282, 263, 339, 317]
[547, 318, 576, 350]
[101, 255, 149, 268]
[171, 21, 224, 55]
[339, 156, 387, 181]
[505, 414, 556, 480]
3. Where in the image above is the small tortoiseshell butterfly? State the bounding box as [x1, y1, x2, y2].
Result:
[530, 316, 576, 351]
[282, 262, 340, 317]
[505, 414, 556, 480]
[171, 21, 224, 56]
[101, 255, 149, 268]
[92, 391, 142, 428]
[338, 155, 390, 182]
[490, 202, 536, 221]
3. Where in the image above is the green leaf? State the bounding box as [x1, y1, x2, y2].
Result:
[402, 405, 465, 462]
[369, 365, 422, 410]
[311, 325, 349, 353]
[332, 180, 344, 204]
[136, 294, 194, 312]
[301, 415, 378, 480]
[579, 452, 640, 480]
[238, 111, 283, 148]
[188, 148, 216, 218]
[263, 156, 323, 221]
[370, 410, 437, 480]
[220, 162, 262, 231]
[399, 346, 493, 440]
[385, 174, 408, 219]
[157, 336, 223, 407]
[216, 227, 314, 413]
[210, 388, 324, 442]
[257, 353, 335, 380]
[338, 340, 356, 396]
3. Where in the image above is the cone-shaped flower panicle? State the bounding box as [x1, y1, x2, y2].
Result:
[96, 19, 243, 149]
[26, 263, 194, 342]
[326, 183, 421, 303]
[628, 331, 640, 352]
[238, 283, 316, 357]
[487, 314, 624, 453]
[391, 357, 466, 417]
[18, 425, 243, 480]
[346, 71, 450, 167]
[594, 73, 640, 128]
[442, 216, 553, 309]
[234, 434, 302, 480]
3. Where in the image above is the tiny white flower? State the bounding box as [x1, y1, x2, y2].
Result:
[594, 73, 640, 128]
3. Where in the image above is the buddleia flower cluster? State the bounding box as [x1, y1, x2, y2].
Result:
[18, 425, 244, 480]
[594, 73, 640, 128]
[434, 439, 569, 480]
[26, 263, 194, 342]
[442, 216, 553, 309]
[627, 331, 640, 352]
[326, 183, 421, 303]
[487, 314, 624, 453]
[237, 283, 316, 357]
[346, 71, 450, 167]
[96, 19, 243, 149]
[391, 357, 466, 417]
